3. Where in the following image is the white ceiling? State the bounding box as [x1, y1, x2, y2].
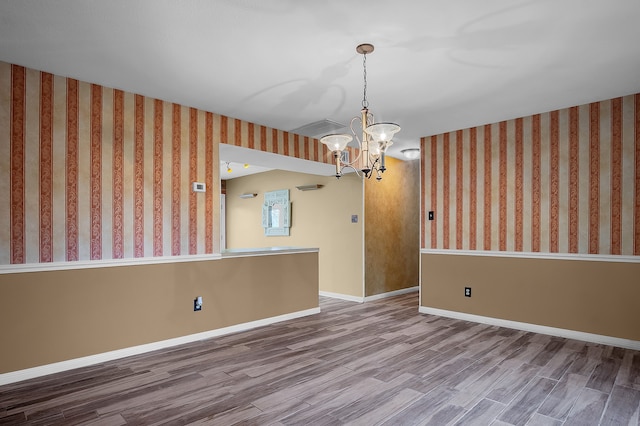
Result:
[2, 1, 640, 172]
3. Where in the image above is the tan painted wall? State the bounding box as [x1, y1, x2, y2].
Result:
[421, 253, 640, 341]
[0, 252, 319, 373]
[364, 157, 420, 296]
[225, 170, 364, 297]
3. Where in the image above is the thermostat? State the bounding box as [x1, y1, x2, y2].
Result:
[192, 182, 206, 192]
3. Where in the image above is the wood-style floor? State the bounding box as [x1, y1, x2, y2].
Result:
[1, 292, 639, 425]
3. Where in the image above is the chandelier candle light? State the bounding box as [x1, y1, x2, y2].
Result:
[320, 44, 400, 181]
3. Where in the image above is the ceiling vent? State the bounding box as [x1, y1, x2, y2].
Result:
[289, 119, 346, 138]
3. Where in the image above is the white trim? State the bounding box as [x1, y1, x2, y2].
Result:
[418, 245, 423, 306]
[0, 248, 321, 274]
[0, 253, 223, 275]
[319, 291, 364, 303]
[0, 307, 320, 386]
[220, 193, 226, 251]
[221, 247, 319, 258]
[364, 286, 419, 302]
[420, 249, 640, 263]
[319, 287, 419, 303]
[419, 306, 640, 351]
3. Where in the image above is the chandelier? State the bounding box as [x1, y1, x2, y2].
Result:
[320, 43, 400, 181]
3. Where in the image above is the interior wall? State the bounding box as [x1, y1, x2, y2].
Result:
[419, 93, 640, 342]
[0, 252, 319, 374]
[0, 60, 333, 377]
[225, 170, 364, 297]
[364, 156, 420, 296]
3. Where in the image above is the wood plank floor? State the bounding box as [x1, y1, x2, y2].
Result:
[1, 292, 639, 425]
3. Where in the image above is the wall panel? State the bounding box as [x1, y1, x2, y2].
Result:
[421, 93, 640, 256]
[225, 170, 364, 297]
[364, 157, 420, 296]
[421, 252, 640, 342]
[0, 60, 332, 265]
[0, 252, 319, 374]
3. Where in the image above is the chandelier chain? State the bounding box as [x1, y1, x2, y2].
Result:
[361, 52, 369, 109]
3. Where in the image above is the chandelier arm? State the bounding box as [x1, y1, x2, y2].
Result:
[340, 116, 363, 166]
[340, 164, 363, 178]
[337, 163, 377, 180]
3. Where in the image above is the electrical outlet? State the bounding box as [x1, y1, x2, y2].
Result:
[464, 287, 471, 297]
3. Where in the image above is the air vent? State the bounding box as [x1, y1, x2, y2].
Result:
[290, 119, 346, 138]
[296, 184, 323, 191]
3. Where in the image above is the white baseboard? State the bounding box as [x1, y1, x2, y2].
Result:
[419, 306, 640, 351]
[364, 286, 419, 302]
[319, 291, 364, 303]
[0, 307, 320, 386]
[320, 287, 419, 303]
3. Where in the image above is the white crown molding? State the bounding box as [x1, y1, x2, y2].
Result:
[419, 306, 640, 351]
[420, 249, 640, 263]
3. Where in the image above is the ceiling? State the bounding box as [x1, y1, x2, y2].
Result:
[2, 1, 640, 176]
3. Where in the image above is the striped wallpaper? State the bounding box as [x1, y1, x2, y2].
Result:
[225, 118, 333, 164]
[0, 61, 331, 265]
[421, 94, 640, 256]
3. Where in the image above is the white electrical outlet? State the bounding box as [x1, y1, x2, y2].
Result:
[194, 296, 203, 311]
